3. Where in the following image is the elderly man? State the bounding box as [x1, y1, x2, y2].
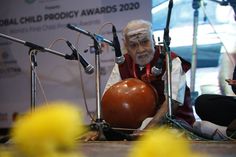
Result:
[105, 19, 195, 128]
[83, 19, 195, 141]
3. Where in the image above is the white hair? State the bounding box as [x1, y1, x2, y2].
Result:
[123, 19, 152, 38]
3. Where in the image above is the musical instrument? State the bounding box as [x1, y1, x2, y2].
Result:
[101, 78, 158, 129]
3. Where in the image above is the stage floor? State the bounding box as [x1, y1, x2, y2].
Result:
[78, 141, 236, 157]
[1, 140, 236, 157]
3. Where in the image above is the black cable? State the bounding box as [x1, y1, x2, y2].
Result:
[164, 114, 214, 140]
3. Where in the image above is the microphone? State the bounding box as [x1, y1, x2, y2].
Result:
[112, 25, 125, 65]
[65, 40, 94, 74]
[152, 0, 173, 76]
[67, 24, 113, 46]
[192, 0, 200, 10]
[151, 44, 165, 76]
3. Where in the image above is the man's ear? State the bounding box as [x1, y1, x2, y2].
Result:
[123, 38, 128, 49]
[121, 38, 128, 54]
[122, 38, 125, 43]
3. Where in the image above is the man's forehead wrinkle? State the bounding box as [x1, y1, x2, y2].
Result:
[129, 35, 147, 42]
[126, 27, 149, 36]
[127, 31, 150, 43]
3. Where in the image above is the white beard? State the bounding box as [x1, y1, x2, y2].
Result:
[135, 52, 153, 66]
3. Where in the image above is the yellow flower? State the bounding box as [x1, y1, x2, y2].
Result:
[10, 101, 85, 157]
[0, 147, 13, 157]
[128, 127, 205, 157]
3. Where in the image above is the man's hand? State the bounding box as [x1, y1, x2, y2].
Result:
[130, 129, 145, 139]
[78, 131, 99, 142]
[225, 79, 236, 86]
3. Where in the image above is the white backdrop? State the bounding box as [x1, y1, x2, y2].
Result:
[0, 0, 151, 127]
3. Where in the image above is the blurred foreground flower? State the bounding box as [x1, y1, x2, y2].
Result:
[128, 127, 206, 157]
[10, 101, 85, 157]
[0, 147, 13, 157]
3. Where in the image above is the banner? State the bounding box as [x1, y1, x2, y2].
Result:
[0, 0, 151, 127]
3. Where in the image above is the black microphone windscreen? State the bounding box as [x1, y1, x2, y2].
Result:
[112, 25, 125, 64]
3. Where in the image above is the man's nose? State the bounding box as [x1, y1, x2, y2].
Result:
[137, 43, 145, 52]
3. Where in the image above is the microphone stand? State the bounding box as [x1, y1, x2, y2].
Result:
[163, 0, 173, 118]
[190, 0, 201, 103]
[30, 49, 37, 111]
[190, 0, 229, 103]
[89, 35, 109, 140]
[66, 25, 110, 140]
[0, 32, 79, 111]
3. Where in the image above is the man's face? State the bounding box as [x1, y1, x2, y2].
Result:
[125, 27, 155, 66]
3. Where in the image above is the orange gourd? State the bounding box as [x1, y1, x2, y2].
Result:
[101, 78, 158, 129]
